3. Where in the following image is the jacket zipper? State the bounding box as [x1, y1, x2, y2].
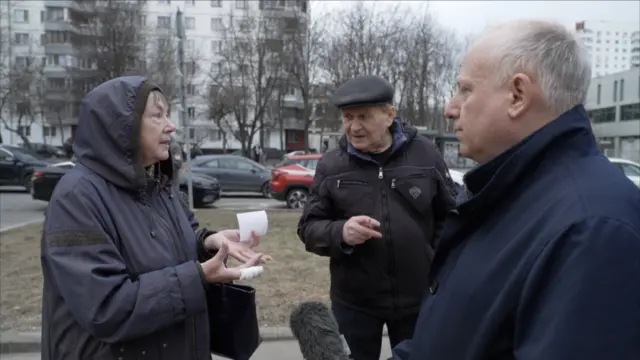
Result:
[148, 199, 198, 358]
[336, 179, 368, 188]
[379, 167, 397, 314]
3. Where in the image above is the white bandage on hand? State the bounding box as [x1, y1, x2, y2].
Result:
[239, 266, 264, 281]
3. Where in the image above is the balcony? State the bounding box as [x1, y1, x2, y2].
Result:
[282, 93, 304, 109]
[44, 42, 76, 55]
[43, 20, 75, 32]
[45, 0, 73, 6]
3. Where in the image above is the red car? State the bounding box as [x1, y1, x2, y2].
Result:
[270, 154, 322, 208]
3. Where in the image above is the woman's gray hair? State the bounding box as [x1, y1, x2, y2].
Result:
[482, 20, 592, 115]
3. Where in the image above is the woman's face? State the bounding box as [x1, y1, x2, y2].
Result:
[140, 91, 175, 167]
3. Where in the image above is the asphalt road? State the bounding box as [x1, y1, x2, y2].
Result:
[0, 188, 287, 232]
[0, 339, 392, 359]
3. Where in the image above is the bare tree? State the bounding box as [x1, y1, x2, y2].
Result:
[281, 14, 326, 151]
[318, 3, 462, 131]
[146, 34, 203, 103]
[66, 0, 146, 101]
[207, 12, 282, 155]
[0, 47, 46, 147]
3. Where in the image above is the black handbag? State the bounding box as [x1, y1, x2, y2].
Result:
[207, 283, 262, 360]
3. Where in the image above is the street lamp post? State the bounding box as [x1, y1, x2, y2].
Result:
[176, 8, 194, 210]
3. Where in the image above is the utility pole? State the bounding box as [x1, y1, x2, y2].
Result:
[176, 8, 194, 210]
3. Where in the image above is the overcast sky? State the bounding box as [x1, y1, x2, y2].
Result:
[312, 1, 640, 37]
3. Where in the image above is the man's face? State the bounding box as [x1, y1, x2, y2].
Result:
[342, 106, 394, 152]
[140, 91, 175, 167]
[444, 45, 515, 164]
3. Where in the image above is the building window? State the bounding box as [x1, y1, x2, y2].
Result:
[619, 79, 625, 101]
[211, 18, 223, 31]
[45, 7, 64, 21]
[211, 40, 222, 53]
[588, 106, 616, 123]
[187, 107, 196, 120]
[14, 33, 29, 45]
[18, 125, 31, 137]
[44, 31, 68, 44]
[185, 60, 197, 76]
[613, 80, 618, 102]
[596, 84, 601, 105]
[43, 126, 57, 137]
[157, 16, 171, 29]
[185, 0, 195, 5]
[13, 9, 29, 23]
[211, 0, 222, 7]
[236, 0, 248, 9]
[46, 54, 61, 66]
[185, 17, 195, 30]
[186, 84, 196, 96]
[186, 39, 195, 51]
[158, 0, 171, 4]
[620, 102, 640, 121]
[14, 56, 31, 69]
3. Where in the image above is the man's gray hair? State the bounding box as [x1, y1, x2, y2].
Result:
[482, 20, 592, 115]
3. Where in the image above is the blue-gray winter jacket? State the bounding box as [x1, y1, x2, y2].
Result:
[41, 76, 215, 360]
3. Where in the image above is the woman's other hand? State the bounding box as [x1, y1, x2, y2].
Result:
[200, 242, 263, 283]
[204, 230, 273, 263]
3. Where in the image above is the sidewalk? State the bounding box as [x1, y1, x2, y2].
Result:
[0, 339, 393, 359]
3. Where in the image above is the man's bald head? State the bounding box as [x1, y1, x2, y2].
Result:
[445, 20, 592, 164]
[471, 20, 592, 114]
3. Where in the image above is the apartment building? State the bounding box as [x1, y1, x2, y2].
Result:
[586, 67, 640, 162]
[574, 20, 640, 78]
[1, 0, 310, 150]
[0, 1, 69, 146]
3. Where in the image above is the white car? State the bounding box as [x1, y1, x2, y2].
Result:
[608, 157, 640, 187]
[448, 169, 465, 187]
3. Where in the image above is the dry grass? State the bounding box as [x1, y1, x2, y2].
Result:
[0, 209, 330, 332]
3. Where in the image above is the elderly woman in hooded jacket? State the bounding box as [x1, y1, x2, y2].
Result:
[40, 76, 269, 360]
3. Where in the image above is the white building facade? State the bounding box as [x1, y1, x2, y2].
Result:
[586, 67, 640, 162]
[574, 20, 640, 78]
[1, 0, 309, 151]
[0, 1, 74, 146]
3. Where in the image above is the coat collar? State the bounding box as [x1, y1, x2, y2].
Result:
[460, 105, 599, 214]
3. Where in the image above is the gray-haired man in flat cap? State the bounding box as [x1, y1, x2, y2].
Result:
[297, 75, 457, 360]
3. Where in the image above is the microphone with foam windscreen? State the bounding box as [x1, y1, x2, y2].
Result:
[289, 301, 351, 360]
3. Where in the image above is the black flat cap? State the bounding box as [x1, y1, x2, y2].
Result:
[331, 75, 394, 109]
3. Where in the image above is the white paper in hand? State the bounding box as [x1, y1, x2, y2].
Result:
[236, 210, 268, 243]
[239, 266, 264, 281]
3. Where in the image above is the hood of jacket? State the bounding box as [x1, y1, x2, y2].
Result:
[73, 76, 174, 192]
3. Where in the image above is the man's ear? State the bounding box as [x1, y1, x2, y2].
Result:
[384, 106, 396, 124]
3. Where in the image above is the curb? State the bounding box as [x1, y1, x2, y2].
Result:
[0, 219, 44, 234]
[0, 327, 293, 354]
[1, 326, 388, 354]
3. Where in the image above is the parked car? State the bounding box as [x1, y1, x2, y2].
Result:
[31, 162, 221, 207]
[186, 155, 272, 197]
[0, 145, 52, 191]
[19, 143, 66, 159]
[271, 154, 322, 209]
[608, 157, 640, 187]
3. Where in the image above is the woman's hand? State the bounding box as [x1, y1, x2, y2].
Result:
[200, 242, 263, 283]
[204, 230, 273, 263]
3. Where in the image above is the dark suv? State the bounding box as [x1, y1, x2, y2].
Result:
[0, 146, 52, 191]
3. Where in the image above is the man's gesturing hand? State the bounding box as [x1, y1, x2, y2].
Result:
[200, 241, 263, 283]
[342, 215, 383, 246]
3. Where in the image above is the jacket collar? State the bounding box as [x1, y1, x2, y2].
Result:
[339, 119, 411, 164]
[460, 105, 599, 213]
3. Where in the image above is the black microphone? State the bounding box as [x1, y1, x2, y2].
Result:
[289, 301, 351, 360]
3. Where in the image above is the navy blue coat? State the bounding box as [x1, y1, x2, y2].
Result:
[41, 77, 215, 359]
[392, 106, 640, 360]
